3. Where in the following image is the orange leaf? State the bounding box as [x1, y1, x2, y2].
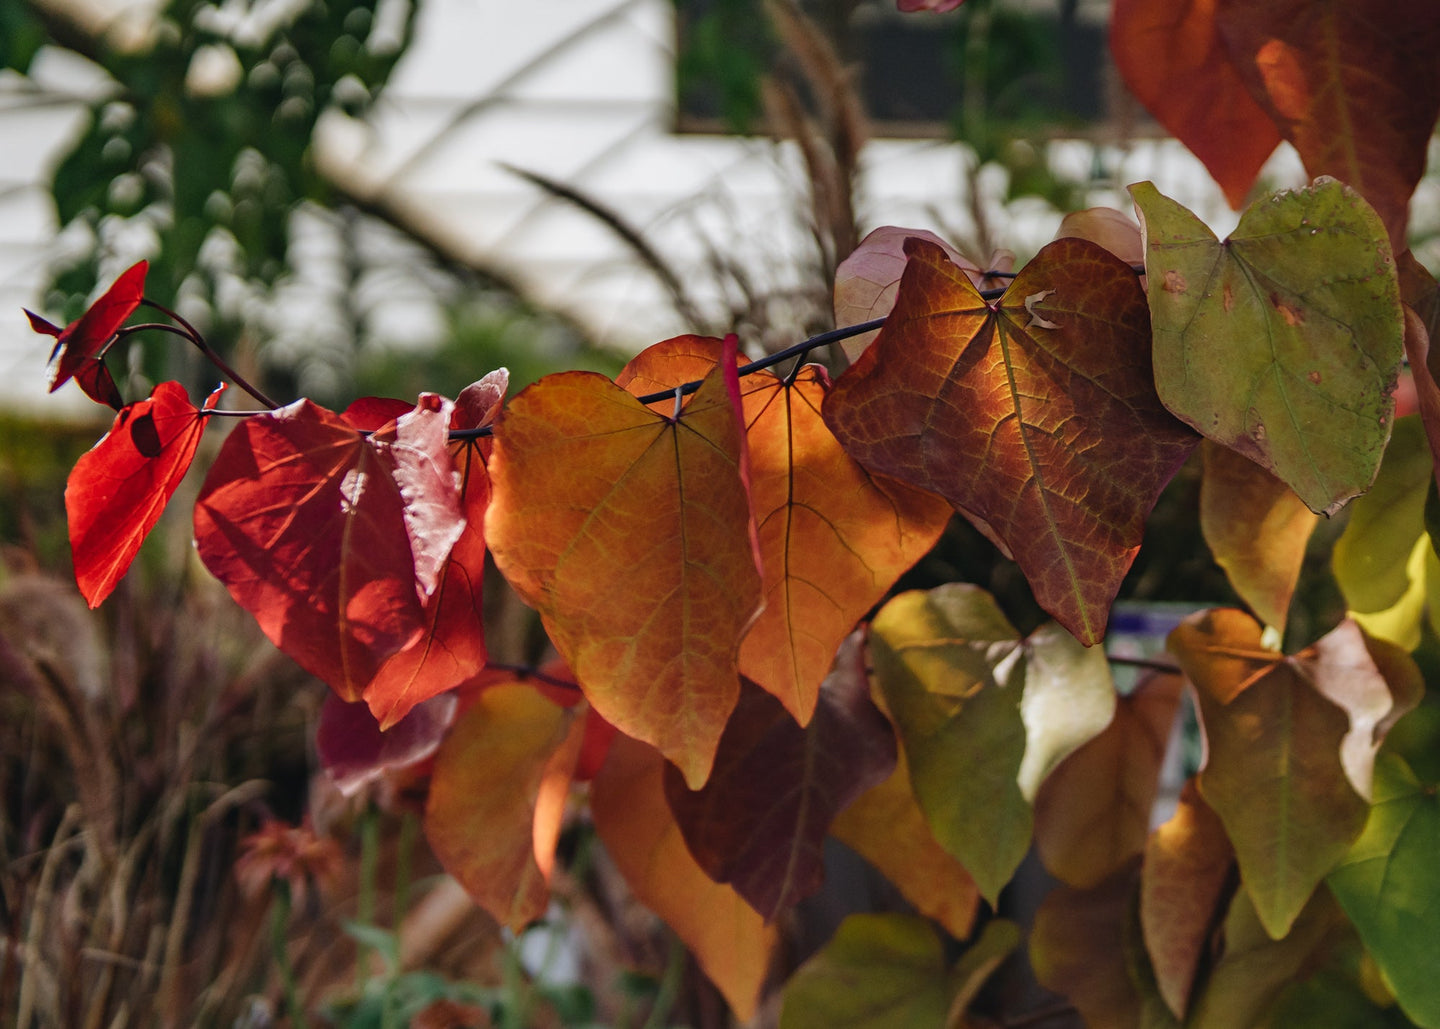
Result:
[1110, 0, 1281, 208]
[194, 400, 426, 701]
[1217, 0, 1440, 249]
[1141, 779, 1235, 1020]
[1033, 670, 1183, 889]
[485, 341, 762, 787]
[424, 682, 582, 932]
[739, 367, 950, 722]
[66, 381, 222, 607]
[824, 237, 1198, 644]
[591, 734, 779, 1020]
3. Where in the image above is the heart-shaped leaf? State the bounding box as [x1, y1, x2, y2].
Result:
[1132, 178, 1403, 515]
[485, 341, 762, 787]
[825, 236, 1198, 644]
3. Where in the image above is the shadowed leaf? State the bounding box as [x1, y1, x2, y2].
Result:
[778, 914, 951, 1029]
[1328, 748, 1440, 1028]
[485, 340, 762, 788]
[1200, 441, 1318, 634]
[1169, 609, 1370, 937]
[1035, 670, 1183, 889]
[591, 734, 778, 1021]
[1131, 179, 1403, 515]
[424, 682, 583, 931]
[825, 236, 1197, 644]
[663, 639, 897, 921]
[1054, 207, 1146, 270]
[1110, 0, 1280, 208]
[194, 399, 426, 701]
[67, 381, 222, 607]
[1141, 779, 1235, 1020]
[1217, 0, 1440, 250]
[317, 690, 457, 796]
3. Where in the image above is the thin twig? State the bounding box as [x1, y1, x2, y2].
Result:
[139, 297, 281, 409]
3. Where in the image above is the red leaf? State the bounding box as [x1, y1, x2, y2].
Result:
[1110, 0, 1281, 208]
[317, 689, 458, 796]
[194, 400, 426, 701]
[663, 664, 897, 921]
[66, 381, 222, 607]
[41, 261, 148, 397]
[342, 396, 417, 431]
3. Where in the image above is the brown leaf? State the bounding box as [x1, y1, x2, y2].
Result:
[824, 237, 1198, 644]
[663, 638, 897, 921]
[1034, 671, 1183, 889]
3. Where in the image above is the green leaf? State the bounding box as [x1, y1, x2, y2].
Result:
[779, 914, 951, 1029]
[1328, 748, 1440, 1029]
[1016, 621, 1116, 802]
[1131, 179, 1403, 515]
[868, 585, 1031, 905]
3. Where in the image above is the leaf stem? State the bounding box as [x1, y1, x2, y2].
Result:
[140, 297, 282, 410]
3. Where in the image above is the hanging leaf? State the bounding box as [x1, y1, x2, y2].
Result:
[1169, 608, 1370, 938]
[1131, 178, 1403, 515]
[1140, 779, 1236, 1021]
[590, 734, 778, 1021]
[1328, 748, 1440, 1028]
[738, 366, 951, 723]
[424, 682, 583, 932]
[30, 259, 147, 401]
[662, 642, 897, 922]
[1035, 670, 1183, 889]
[1199, 441, 1317, 635]
[1015, 621, 1117, 801]
[194, 399, 426, 701]
[1109, 0, 1281, 208]
[825, 236, 1198, 644]
[364, 381, 504, 729]
[66, 381, 223, 607]
[317, 690, 458, 797]
[1216, 0, 1440, 250]
[866, 584, 1028, 904]
[485, 340, 762, 788]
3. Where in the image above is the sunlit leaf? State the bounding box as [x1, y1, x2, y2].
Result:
[1110, 0, 1281, 208]
[1053, 207, 1146, 270]
[424, 682, 582, 932]
[1216, 0, 1440, 249]
[1016, 621, 1117, 802]
[1333, 416, 1433, 650]
[1131, 178, 1404, 515]
[194, 399, 426, 701]
[1328, 747, 1440, 1028]
[825, 236, 1198, 644]
[485, 341, 762, 787]
[1169, 608, 1369, 938]
[1035, 670, 1183, 889]
[778, 914, 951, 1029]
[317, 690, 457, 797]
[364, 383, 503, 729]
[739, 366, 951, 723]
[591, 734, 778, 1020]
[66, 381, 222, 607]
[1199, 441, 1317, 635]
[33, 259, 147, 400]
[1141, 779, 1235, 1020]
[663, 640, 896, 921]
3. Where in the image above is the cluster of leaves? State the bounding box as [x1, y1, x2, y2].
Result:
[25, 0, 1440, 1026]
